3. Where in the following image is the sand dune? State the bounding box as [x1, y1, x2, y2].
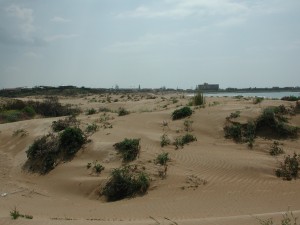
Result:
[0, 94, 299, 225]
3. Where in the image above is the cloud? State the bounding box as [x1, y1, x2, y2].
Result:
[0, 4, 45, 46]
[5, 4, 35, 38]
[51, 16, 71, 23]
[117, 0, 250, 19]
[45, 34, 78, 42]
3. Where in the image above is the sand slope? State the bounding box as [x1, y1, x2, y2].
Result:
[0, 94, 299, 225]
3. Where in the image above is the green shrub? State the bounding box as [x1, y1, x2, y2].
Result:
[173, 133, 197, 149]
[12, 129, 28, 137]
[118, 107, 130, 116]
[85, 123, 99, 134]
[281, 96, 300, 101]
[193, 90, 205, 106]
[226, 111, 240, 120]
[10, 207, 33, 220]
[181, 133, 197, 144]
[102, 165, 150, 201]
[87, 160, 105, 175]
[156, 152, 169, 165]
[269, 141, 284, 156]
[184, 120, 193, 132]
[253, 97, 264, 104]
[275, 153, 300, 180]
[59, 127, 86, 159]
[160, 134, 171, 147]
[0, 110, 23, 123]
[26, 133, 60, 174]
[224, 123, 242, 142]
[114, 138, 140, 162]
[51, 116, 79, 132]
[22, 106, 36, 117]
[172, 106, 192, 120]
[86, 108, 97, 115]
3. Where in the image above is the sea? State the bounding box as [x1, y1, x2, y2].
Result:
[202, 91, 300, 99]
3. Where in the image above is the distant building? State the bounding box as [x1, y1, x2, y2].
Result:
[197, 83, 219, 91]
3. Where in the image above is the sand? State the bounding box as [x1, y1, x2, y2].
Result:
[0, 93, 299, 225]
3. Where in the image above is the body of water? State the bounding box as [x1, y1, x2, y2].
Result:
[202, 91, 300, 99]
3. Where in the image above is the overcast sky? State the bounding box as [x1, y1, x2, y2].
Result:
[1, 0, 300, 89]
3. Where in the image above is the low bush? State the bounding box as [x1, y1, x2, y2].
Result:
[174, 133, 197, 149]
[172, 106, 192, 120]
[51, 116, 79, 132]
[87, 160, 104, 175]
[281, 96, 300, 101]
[184, 120, 193, 132]
[118, 107, 130, 116]
[25, 128, 86, 174]
[26, 133, 60, 174]
[192, 90, 205, 106]
[22, 106, 36, 117]
[156, 152, 169, 165]
[85, 123, 99, 134]
[253, 97, 264, 104]
[10, 207, 33, 220]
[12, 129, 28, 137]
[226, 111, 240, 120]
[275, 153, 300, 180]
[269, 141, 284, 156]
[59, 127, 86, 159]
[160, 134, 171, 147]
[114, 138, 140, 162]
[86, 108, 97, 115]
[224, 123, 242, 142]
[102, 165, 150, 201]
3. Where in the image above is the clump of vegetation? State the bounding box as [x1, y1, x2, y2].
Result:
[172, 106, 192, 120]
[256, 107, 298, 138]
[51, 115, 79, 132]
[253, 97, 264, 104]
[10, 207, 33, 220]
[224, 123, 242, 142]
[224, 105, 299, 147]
[118, 107, 130, 116]
[155, 152, 170, 165]
[87, 160, 104, 175]
[184, 119, 193, 132]
[102, 165, 150, 201]
[160, 133, 171, 147]
[275, 153, 300, 181]
[281, 96, 300, 101]
[191, 90, 205, 106]
[85, 123, 99, 134]
[226, 111, 240, 120]
[59, 127, 86, 159]
[174, 133, 197, 149]
[86, 108, 97, 115]
[258, 210, 298, 225]
[26, 133, 60, 174]
[113, 138, 140, 162]
[12, 129, 28, 137]
[25, 127, 86, 174]
[269, 141, 284, 156]
[294, 101, 300, 114]
[0, 97, 80, 124]
[99, 107, 111, 112]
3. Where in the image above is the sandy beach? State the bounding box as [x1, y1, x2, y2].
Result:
[0, 93, 299, 225]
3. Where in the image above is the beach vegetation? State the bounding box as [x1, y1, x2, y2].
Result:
[172, 106, 192, 120]
[102, 165, 150, 201]
[160, 133, 171, 147]
[269, 141, 284, 156]
[275, 153, 300, 180]
[118, 107, 130, 116]
[52, 115, 79, 132]
[155, 152, 170, 165]
[114, 138, 140, 162]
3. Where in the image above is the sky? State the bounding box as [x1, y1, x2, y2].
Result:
[0, 0, 300, 89]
